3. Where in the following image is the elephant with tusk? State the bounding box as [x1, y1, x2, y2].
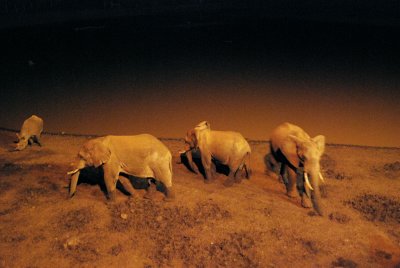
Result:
[15, 115, 43, 151]
[182, 121, 251, 186]
[67, 134, 175, 201]
[269, 122, 326, 216]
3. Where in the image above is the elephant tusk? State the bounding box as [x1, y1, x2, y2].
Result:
[319, 172, 325, 183]
[67, 168, 80, 175]
[304, 172, 314, 191]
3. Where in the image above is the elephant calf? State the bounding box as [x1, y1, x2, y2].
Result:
[183, 121, 251, 186]
[15, 115, 43, 151]
[67, 134, 175, 201]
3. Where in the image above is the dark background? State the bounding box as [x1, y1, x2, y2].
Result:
[1, 1, 399, 147]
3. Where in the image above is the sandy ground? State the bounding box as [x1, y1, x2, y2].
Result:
[0, 129, 399, 267]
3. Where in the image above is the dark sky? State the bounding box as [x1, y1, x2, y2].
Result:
[1, 3, 399, 147]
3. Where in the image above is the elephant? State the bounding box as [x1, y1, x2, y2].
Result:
[67, 134, 175, 201]
[15, 115, 43, 151]
[182, 121, 251, 186]
[268, 122, 325, 215]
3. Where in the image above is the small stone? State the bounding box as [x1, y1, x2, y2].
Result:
[64, 237, 79, 249]
[120, 213, 128, 220]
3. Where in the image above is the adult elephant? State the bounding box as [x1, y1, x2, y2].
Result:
[67, 134, 174, 201]
[183, 121, 251, 186]
[269, 122, 325, 215]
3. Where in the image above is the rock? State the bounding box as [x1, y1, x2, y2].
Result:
[120, 213, 128, 220]
[64, 237, 80, 249]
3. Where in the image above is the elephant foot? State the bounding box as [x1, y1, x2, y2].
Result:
[164, 187, 175, 202]
[189, 165, 198, 174]
[301, 196, 313, 208]
[143, 184, 156, 200]
[143, 192, 153, 200]
[223, 178, 235, 187]
[235, 177, 242, 184]
[68, 189, 75, 199]
[108, 191, 116, 202]
[204, 178, 214, 184]
[286, 190, 297, 198]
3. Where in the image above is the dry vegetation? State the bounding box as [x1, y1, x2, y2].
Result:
[0, 129, 399, 267]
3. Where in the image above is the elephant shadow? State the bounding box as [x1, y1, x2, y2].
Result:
[76, 167, 166, 197]
[180, 150, 230, 178]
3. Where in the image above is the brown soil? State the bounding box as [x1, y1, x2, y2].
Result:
[0, 130, 399, 267]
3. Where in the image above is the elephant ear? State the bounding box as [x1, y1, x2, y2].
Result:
[188, 129, 199, 148]
[193, 128, 203, 148]
[194, 121, 211, 148]
[312, 135, 325, 155]
[186, 129, 197, 148]
[288, 134, 308, 160]
[90, 141, 111, 168]
[288, 134, 307, 147]
[195, 121, 211, 130]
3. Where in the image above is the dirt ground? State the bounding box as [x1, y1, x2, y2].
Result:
[0, 129, 399, 267]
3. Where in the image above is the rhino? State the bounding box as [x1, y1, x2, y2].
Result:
[15, 115, 44, 151]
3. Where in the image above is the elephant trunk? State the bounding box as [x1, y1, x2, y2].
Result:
[68, 159, 85, 198]
[309, 170, 323, 216]
[69, 170, 81, 197]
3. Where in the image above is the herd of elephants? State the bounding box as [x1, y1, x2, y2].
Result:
[14, 114, 326, 215]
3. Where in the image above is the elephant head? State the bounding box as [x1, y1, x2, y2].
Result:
[192, 121, 211, 148]
[185, 121, 211, 148]
[289, 134, 325, 215]
[182, 121, 211, 173]
[15, 133, 28, 151]
[184, 129, 197, 151]
[67, 139, 111, 197]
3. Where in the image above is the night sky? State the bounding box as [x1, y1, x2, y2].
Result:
[1, 2, 399, 147]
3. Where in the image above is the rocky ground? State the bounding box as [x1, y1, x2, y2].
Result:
[0, 129, 399, 267]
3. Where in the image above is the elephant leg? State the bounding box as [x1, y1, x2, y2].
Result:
[235, 171, 242, 184]
[265, 153, 274, 172]
[279, 163, 288, 185]
[234, 164, 243, 183]
[164, 186, 175, 201]
[223, 169, 236, 187]
[154, 163, 175, 201]
[301, 192, 313, 208]
[33, 135, 42, 146]
[201, 154, 214, 183]
[103, 164, 120, 201]
[286, 168, 297, 198]
[210, 161, 217, 177]
[118, 176, 136, 197]
[144, 179, 157, 200]
[244, 164, 250, 179]
[186, 151, 198, 173]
